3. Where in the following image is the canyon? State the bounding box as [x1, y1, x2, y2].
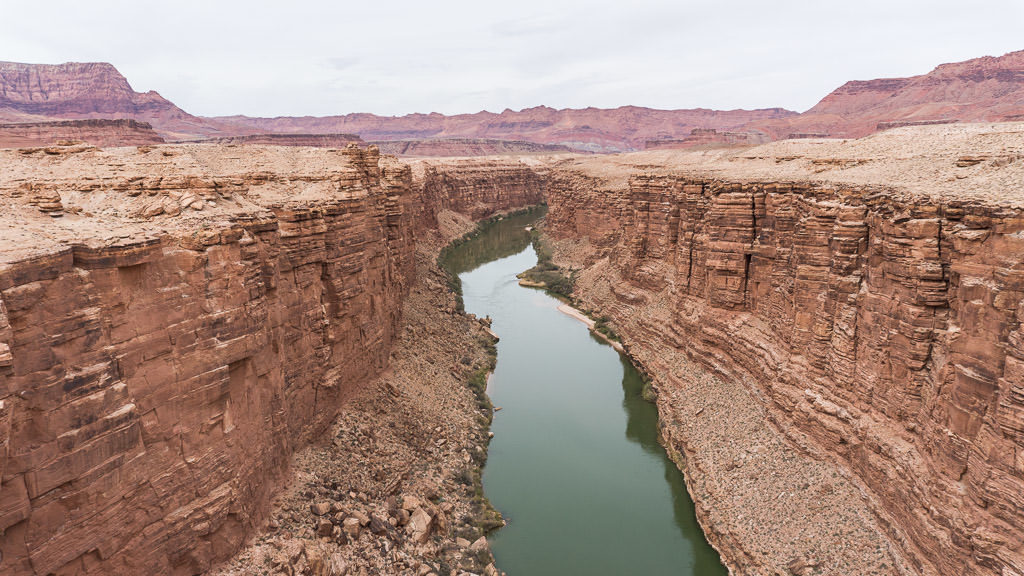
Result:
[0, 87, 1023, 575]
[0, 143, 543, 574]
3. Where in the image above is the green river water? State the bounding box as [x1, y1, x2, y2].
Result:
[441, 208, 726, 576]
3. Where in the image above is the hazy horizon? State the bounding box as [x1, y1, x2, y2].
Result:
[3, 0, 1022, 118]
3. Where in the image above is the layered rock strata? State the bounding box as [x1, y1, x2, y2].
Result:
[409, 157, 547, 222]
[0, 144, 544, 575]
[544, 122, 1024, 575]
[0, 119, 164, 148]
[371, 138, 573, 157]
[194, 133, 365, 147]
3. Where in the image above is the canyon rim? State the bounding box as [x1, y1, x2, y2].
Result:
[2, 9, 1024, 575]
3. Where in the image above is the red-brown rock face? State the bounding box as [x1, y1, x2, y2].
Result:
[548, 124, 1024, 569]
[410, 158, 547, 223]
[0, 119, 164, 148]
[546, 147, 1024, 574]
[0, 145, 545, 575]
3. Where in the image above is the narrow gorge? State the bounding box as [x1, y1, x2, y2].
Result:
[1, 120, 1024, 576]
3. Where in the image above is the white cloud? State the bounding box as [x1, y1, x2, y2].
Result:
[1, 0, 1021, 117]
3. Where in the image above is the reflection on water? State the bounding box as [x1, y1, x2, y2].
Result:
[618, 353, 726, 576]
[443, 210, 726, 576]
[439, 206, 545, 276]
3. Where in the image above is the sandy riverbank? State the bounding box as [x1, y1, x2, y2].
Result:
[556, 303, 626, 353]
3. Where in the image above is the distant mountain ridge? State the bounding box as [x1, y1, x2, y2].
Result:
[1, 50, 1023, 150]
[743, 49, 1024, 139]
[214, 106, 797, 152]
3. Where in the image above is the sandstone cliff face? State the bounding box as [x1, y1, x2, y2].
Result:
[410, 158, 546, 223]
[0, 145, 544, 575]
[545, 125, 1024, 575]
[0, 119, 164, 148]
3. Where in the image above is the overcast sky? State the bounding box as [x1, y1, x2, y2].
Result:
[2, 1, 1022, 117]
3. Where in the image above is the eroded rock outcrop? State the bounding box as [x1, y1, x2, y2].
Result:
[545, 123, 1024, 575]
[0, 144, 544, 575]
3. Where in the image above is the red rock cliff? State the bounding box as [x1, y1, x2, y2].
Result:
[0, 144, 545, 575]
[545, 124, 1024, 575]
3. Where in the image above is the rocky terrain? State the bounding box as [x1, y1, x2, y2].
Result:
[0, 144, 543, 575]
[0, 119, 164, 148]
[542, 121, 1024, 575]
[209, 230, 505, 576]
[744, 50, 1024, 139]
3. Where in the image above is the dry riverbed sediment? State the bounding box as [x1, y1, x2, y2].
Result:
[211, 231, 506, 576]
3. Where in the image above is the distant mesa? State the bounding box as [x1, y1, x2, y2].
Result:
[192, 133, 365, 147]
[371, 138, 575, 156]
[644, 128, 771, 150]
[0, 118, 164, 148]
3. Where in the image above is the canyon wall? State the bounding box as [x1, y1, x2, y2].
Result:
[410, 158, 547, 223]
[544, 127, 1024, 575]
[0, 144, 545, 575]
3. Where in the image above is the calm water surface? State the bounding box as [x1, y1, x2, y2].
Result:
[442, 209, 726, 576]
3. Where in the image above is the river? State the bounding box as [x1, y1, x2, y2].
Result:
[441, 208, 726, 576]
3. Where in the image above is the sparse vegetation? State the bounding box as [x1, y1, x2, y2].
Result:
[517, 223, 575, 297]
[437, 205, 548, 312]
[593, 315, 621, 342]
